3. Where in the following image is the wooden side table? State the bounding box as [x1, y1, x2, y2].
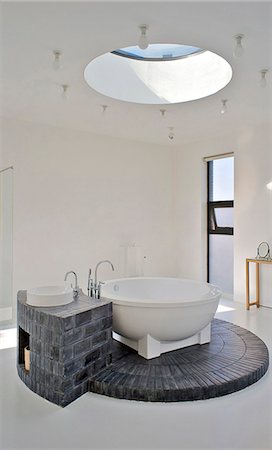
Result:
[246, 258, 272, 310]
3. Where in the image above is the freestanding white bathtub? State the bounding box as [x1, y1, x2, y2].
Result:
[102, 277, 221, 360]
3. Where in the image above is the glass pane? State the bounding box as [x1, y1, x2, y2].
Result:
[113, 44, 202, 60]
[209, 234, 233, 294]
[209, 157, 234, 201]
[215, 207, 234, 227]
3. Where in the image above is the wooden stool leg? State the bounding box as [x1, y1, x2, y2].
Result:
[246, 260, 250, 310]
[256, 262, 260, 307]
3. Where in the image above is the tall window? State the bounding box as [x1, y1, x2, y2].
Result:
[207, 156, 234, 295]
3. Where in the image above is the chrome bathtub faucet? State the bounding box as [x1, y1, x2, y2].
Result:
[64, 271, 80, 297]
[93, 260, 114, 299]
[87, 268, 94, 297]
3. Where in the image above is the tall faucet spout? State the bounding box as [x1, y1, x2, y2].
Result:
[94, 260, 114, 298]
[64, 271, 79, 296]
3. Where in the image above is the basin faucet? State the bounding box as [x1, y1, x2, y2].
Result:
[94, 260, 114, 299]
[64, 271, 79, 297]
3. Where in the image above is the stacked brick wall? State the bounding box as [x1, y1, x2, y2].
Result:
[17, 291, 112, 407]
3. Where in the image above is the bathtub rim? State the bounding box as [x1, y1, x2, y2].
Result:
[102, 277, 221, 308]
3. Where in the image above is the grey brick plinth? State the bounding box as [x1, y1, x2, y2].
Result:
[17, 290, 112, 407]
[89, 319, 269, 402]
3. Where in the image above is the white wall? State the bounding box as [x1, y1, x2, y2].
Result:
[1, 118, 177, 321]
[1, 116, 271, 317]
[176, 123, 272, 305]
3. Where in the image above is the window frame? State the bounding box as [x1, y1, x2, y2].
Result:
[207, 157, 234, 283]
[208, 200, 234, 235]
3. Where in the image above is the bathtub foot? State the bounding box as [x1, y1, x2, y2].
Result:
[138, 334, 161, 359]
[198, 323, 211, 344]
[113, 323, 212, 360]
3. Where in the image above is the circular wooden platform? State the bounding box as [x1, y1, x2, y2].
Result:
[89, 319, 269, 402]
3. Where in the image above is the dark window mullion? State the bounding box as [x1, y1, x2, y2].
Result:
[209, 228, 234, 236]
[208, 204, 217, 231]
[209, 200, 234, 208]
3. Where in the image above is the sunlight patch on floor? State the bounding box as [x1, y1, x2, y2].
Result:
[216, 304, 235, 313]
[0, 328, 17, 350]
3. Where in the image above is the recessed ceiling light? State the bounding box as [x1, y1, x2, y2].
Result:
[168, 127, 174, 141]
[101, 104, 108, 115]
[233, 34, 244, 58]
[138, 25, 149, 50]
[260, 69, 268, 88]
[61, 84, 69, 100]
[160, 109, 166, 118]
[84, 44, 232, 105]
[53, 50, 62, 70]
[220, 99, 228, 114]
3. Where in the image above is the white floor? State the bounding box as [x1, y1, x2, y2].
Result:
[0, 299, 271, 450]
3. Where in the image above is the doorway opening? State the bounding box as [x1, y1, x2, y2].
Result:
[0, 167, 13, 326]
[207, 155, 234, 296]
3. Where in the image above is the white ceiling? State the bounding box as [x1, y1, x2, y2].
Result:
[1, 1, 272, 145]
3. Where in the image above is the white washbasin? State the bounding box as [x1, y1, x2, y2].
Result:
[27, 285, 74, 307]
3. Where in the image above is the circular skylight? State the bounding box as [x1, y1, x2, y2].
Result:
[84, 44, 232, 104]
